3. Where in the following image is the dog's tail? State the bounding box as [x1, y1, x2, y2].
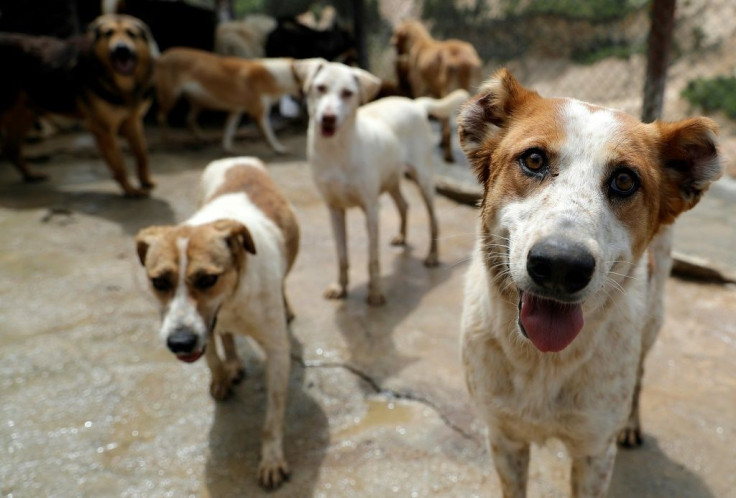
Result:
[415, 89, 470, 120]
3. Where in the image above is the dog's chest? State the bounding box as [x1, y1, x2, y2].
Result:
[311, 162, 367, 208]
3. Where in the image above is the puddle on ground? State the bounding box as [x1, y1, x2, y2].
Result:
[333, 397, 418, 441]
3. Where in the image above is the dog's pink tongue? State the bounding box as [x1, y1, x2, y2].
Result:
[520, 293, 584, 353]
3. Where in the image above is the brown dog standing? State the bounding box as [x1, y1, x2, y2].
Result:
[0, 14, 158, 196]
[392, 20, 482, 162]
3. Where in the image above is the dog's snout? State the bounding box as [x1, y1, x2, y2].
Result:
[321, 114, 337, 126]
[166, 327, 198, 354]
[526, 237, 595, 294]
[112, 43, 133, 58]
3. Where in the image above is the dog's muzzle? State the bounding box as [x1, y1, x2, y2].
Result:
[110, 43, 137, 75]
[166, 326, 205, 363]
[320, 114, 337, 137]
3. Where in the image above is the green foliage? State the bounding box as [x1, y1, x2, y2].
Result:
[503, 0, 649, 22]
[571, 40, 645, 65]
[682, 76, 736, 120]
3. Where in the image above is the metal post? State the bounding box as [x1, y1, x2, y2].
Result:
[352, 0, 368, 69]
[641, 0, 677, 123]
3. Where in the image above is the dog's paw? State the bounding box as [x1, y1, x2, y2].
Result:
[123, 187, 151, 199]
[423, 254, 440, 267]
[258, 457, 290, 489]
[366, 292, 386, 307]
[390, 234, 406, 246]
[209, 378, 234, 401]
[224, 361, 246, 386]
[23, 171, 49, 183]
[324, 283, 347, 300]
[617, 426, 643, 448]
[140, 178, 156, 190]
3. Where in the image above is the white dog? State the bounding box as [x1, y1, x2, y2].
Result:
[295, 59, 468, 305]
[458, 69, 721, 496]
[135, 157, 299, 489]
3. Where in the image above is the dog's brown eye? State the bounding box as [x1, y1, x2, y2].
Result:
[341, 89, 354, 99]
[195, 274, 219, 290]
[151, 276, 172, 292]
[125, 29, 136, 38]
[104, 29, 114, 38]
[608, 168, 640, 198]
[316, 85, 327, 94]
[519, 149, 548, 176]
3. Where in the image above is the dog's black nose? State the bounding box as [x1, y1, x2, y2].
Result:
[166, 327, 198, 354]
[112, 43, 133, 58]
[526, 237, 595, 294]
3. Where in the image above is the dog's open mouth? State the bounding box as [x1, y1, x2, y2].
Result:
[320, 121, 336, 137]
[175, 347, 205, 363]
[518, 291, 584, 353]
[111, 49, 137, 76]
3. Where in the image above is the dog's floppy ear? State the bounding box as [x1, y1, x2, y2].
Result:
[213, 219, 256, 257]
[133, 18, 160, 59]
[135, 226, 166, 266]
[458, 68, 539, 185]
[351, 67, 381, 104]
[293, 58, 327, 95]
[655, 117, 721, 225]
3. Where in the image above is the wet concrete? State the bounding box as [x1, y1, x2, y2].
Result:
[1, 128, 735, 497]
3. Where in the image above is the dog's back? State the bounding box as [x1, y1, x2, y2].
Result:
[194, 157, 299, 273]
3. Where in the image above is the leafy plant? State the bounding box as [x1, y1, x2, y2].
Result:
[681, 76, 736, 120]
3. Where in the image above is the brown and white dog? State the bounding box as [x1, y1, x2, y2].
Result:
[156, 48, 313, 154]
[0, 14, 159, 196]
[136, 157, 299, 489]
[392, 19, 482, 162]
[458, 69, 721, 496]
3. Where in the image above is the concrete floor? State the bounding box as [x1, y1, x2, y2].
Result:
[1, 129, 735, 497]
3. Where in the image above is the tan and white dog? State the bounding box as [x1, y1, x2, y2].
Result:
[156, 48, 312, 154]
[135, 157, 299, 489]
[458, 69, 721, 496]
[295, 59, 468, 305]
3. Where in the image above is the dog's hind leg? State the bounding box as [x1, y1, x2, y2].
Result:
[186, 102, 206, 141]
[1, 103, 47, 182]
[388, 184, 408, 246]
[571, 441, 617, 498]
[407, 164, 439, 267]
[255, 100, 288, 154]
[324, 207, 349, 300]
[222, 111, 243, 153]
[488, 432, 530, 498]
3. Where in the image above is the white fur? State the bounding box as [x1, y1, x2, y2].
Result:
[299, 61, 455, 304]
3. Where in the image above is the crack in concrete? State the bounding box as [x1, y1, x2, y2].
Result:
[291, 354, 479, 445]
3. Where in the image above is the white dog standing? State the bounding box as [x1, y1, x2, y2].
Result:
[458, 69, 721, 496]
[135, 157, 299, 489]
[295, 59, 468, 305]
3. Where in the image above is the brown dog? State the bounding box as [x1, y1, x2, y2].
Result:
[392, 19, 482, 162]
[0, 14, 159, 197]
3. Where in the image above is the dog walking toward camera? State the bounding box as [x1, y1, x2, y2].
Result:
[135, 157, 299, 489]
[458, 69, 721, 497]
[0, 14, 158, 196]
[295, 59, 468, 305]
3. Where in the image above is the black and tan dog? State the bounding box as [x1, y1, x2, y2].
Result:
[0, 14, 159, 197]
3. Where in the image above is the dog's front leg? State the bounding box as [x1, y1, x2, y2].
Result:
[88, 121, 145, 197]
[571, 441, 617, 498]
[364, 204, 386, 306]
[205, 334, 236, 401]
[324, 207, 349, 300]
[256, 327, 291, 489]
[121, 115, 155, 190]
[488, 431, 530, 498]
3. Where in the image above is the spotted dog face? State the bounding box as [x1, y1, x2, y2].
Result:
[458, 69, 721, 353]
[89, 14, 159, 80]
[136, 220, 255, 362]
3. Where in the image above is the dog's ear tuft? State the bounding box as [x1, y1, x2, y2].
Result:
[656, 117, 721, 224]
[214, 219, 256, 256]
[458, 68, 536, 185]
[293, 58, 327, 95]
[351, 67, 382, 104]
[135, 226, 165, 266]
[134, 19, 160, 59]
